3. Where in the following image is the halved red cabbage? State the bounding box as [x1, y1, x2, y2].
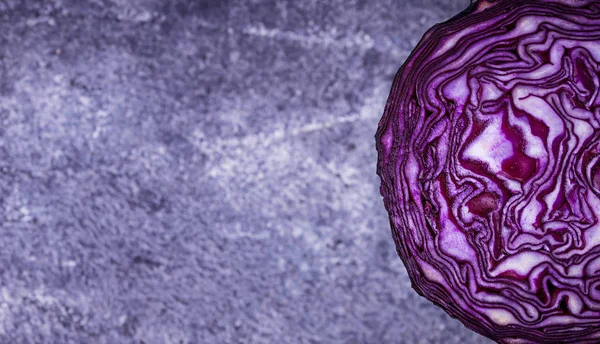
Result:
[376, 0, 600, 343]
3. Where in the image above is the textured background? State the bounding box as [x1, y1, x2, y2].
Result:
[0, 0, 493, 343]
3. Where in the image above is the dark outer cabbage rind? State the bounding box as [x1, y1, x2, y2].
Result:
[376, 0, 600, 343]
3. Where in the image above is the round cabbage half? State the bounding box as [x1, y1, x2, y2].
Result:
[376, 0, 600, 343]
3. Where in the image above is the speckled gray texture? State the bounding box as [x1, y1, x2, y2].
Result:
[0, 1, 493, 343]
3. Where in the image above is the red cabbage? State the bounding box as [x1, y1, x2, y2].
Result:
[375, 0, 600, 343]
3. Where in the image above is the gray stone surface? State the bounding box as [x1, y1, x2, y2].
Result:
[0, 0, 493, 343]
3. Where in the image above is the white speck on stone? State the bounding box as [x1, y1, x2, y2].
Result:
[134, 11, 152, 23]
[26, 16, 56, 27]
[230, 51, 241, 63]
[62, 260, 77, 268]
[118, 315, 128, 325]
[0, 288, 11, 304]
[53, 74, 65, 83]
[242, 24, 375, 50]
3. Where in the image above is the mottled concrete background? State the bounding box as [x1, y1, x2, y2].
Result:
[0, 0, 492, 343]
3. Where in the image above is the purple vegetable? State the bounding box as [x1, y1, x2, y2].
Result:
[375, 0, 600, 343]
